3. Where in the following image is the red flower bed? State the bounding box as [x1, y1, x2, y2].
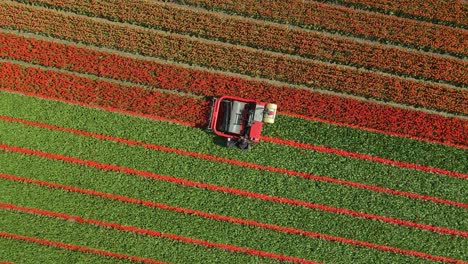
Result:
[176, 0, 468, 56]
[331, 0, 468, 27]
[17, 0, 468, 86]
[0, 62, 208, 126]
[1, 3, 466, 115]
[1, 34, 466, 147]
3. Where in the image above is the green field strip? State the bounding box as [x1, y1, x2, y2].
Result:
[0, 179, 450, 264]
[0, 182, 421, 264]
[0, 92, 466, 205]
[0, 90, 465, 180]
[0, 207, 274, 264]
[263, 115, 468, 174]
[1, 116, 467, 230]
[0, 148, 466, 261]
[0, 236, 128, 264]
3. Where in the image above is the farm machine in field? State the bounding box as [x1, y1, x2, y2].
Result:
[207, 95, 277, 149]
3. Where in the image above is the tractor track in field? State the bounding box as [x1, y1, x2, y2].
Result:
[2, 29, 467, 122]
[2, 1, 467, 116]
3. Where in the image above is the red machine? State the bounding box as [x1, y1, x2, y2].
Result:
[207, 95, 277, 149]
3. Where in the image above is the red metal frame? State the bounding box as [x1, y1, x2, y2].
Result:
[209, 95, 265, 142]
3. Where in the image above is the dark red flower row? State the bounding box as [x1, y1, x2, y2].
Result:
[0, 62, 209, 126]
[177, 0, 468, 56]
[1, 3, 466, 115]
[1, 32, 466, 147]
[330, 0, 468, 27]
[17, 0, 467, 86]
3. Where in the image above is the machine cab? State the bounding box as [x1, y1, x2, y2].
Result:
[207, 95, 276, 149]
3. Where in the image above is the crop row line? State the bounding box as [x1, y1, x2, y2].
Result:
[12, 0, 467, 86]
[0, 231, 164, 264]
[0, 143, 466, 238]
[1, 2, 466, 115]
[0, 173, 464, 263]
[1, 114, 466, 208]
[165, 0, 468, 57]
[0, 203, 318, 263]
[0, 61, 209, 126]
[4, 29, 467, 121]
[313, 0, 468, 28]
[1, 35, 466, 148]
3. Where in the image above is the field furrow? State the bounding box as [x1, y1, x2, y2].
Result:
[0, 237, 128, 264]
[1, 105, 467, 230]
[1, 40, 467, 148]
[12, 0, 468, 86]
[166, 0, 468, 57]
[261, 136, 468, 180]
[1, 3, 467, 115]
[319, 0, 468, 28]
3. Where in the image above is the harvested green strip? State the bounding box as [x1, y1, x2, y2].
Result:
[0, 92, 466, 206]
[0, 179, 445, 264]
[1, 116, 467, 229]
[0, 207, 272, 264]
[0, 236, 128, 264]
[0, 150, 466, 260]
[264, 115, 468, 173]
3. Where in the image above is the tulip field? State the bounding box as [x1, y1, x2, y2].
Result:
[0, 0, 467, 263]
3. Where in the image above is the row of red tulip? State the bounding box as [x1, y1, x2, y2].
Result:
[1, 3, 466, 115]
[16, 0, 467, 86]
[327, 0, 468, 27]
[0, 61, 209, 125]
[174, 0, 468, 56]
[1, 32, 466, 147]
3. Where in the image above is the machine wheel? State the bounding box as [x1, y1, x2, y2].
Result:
[226, 138, 237, 148]
[238, 140, 251, 150]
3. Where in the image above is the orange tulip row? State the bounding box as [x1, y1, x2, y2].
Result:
[174, 0, 468, 57]
[14, 0, 467, 86]
[0, 61, 208, 126]
[323, 0, 468, 27]
[1, 2, 466, 115]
